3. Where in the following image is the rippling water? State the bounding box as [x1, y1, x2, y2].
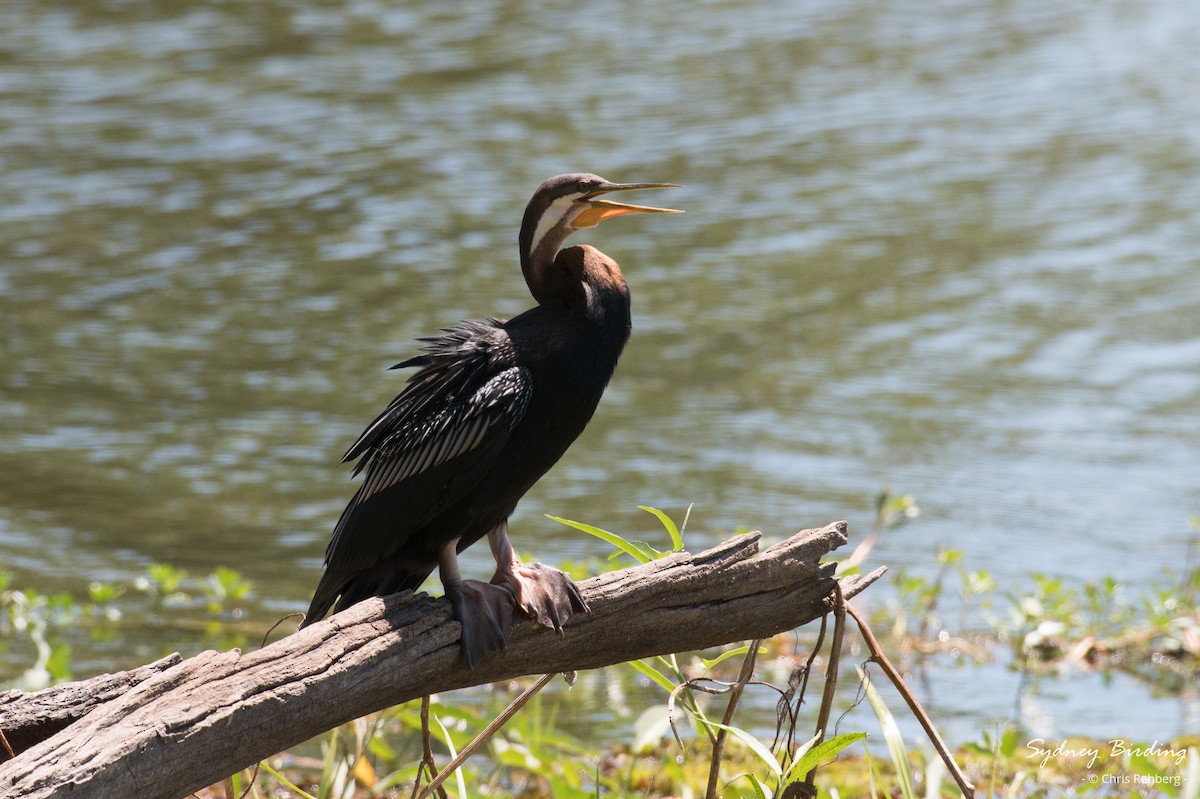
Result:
[2, 0, 1198, 742]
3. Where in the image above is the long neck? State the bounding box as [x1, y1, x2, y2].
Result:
[519, 217, 575, 306]
[518, 231, 573, 305]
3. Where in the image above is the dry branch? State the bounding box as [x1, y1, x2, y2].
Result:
[0, 653, 182, 756]
[0, 521, 883, 799]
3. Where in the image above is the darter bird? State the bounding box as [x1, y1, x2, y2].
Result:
[301, 173, 681, 666]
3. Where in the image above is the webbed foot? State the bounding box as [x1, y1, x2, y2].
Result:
[492, 561, 589, 632]
[444, 578, 515, 668]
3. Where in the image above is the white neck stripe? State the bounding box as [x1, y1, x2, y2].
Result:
[528, 195, 582, 257]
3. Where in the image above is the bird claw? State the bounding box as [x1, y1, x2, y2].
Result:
[444, 579, 515, 668]
[492, 561, 589, 632]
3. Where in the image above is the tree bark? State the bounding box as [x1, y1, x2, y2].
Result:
[0, 521, 883, 799]
[0, 653, 181, 758]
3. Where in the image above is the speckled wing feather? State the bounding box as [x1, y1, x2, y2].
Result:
[321, 320, 531, 573]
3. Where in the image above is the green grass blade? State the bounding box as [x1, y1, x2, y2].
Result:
[700, 643, 765, 673]
[433, 712, 469, 799]
[858, 666, 915, 799]
[639, 506, 684, 551]
[628, 658, 679, 694]
[726, 771, 771, 799]
[631, 539, 669, 560]
[317, 728, 339, 799]
[862, 740, 883, 799]
[654, 653, 685, 681]
[546, 515, 652, 564]
[258, 760, 318, 799]
[706, 721, 782, 778]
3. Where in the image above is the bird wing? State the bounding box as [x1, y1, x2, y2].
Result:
[322, 320, 531, 572]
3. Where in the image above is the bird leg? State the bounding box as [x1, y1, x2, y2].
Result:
[439, 538, 515, 668]
[488, 521, 590, 632]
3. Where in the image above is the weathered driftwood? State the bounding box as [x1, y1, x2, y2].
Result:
[0, 521, 883, 799]
[0, 653, 182, 757]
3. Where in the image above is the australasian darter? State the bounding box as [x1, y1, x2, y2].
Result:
[301, 173, 681, 665]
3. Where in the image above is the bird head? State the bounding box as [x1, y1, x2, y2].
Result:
[520, 173, 681, 285]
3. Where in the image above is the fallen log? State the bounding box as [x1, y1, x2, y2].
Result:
[0, 521, 883, 799]
[0, 653, 182, 759]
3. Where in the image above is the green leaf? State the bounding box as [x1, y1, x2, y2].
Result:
[725, 771, 771, 799]
[706, 721, 782, 778]
[633, 539, 670, 559]
[493, 739, 540, 770]
[547, 515, 652, 564]
[46, 643, 72, 683]
[639, 505, 684, 552]
[784, 732, 867, 782]
[700, 644, 765, 673]
[628, 659, 678, 694]
[936, 548, 962, 567]
[999, 726, 1020, 759]
[87, 581, 124, 604]
[779, 733, 821, 783]
[367, 732, 397, 761]
[653, 653, 686, 681]
[144, 563, 186, 595]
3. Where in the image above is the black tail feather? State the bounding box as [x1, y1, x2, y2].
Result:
[300, 558, 437, 628]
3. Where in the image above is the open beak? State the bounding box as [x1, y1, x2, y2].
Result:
[573, 182, 683, 228]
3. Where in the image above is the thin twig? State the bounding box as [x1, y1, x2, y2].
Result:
[411, 696, 446, 799]
[0, 728, 14, 761]
[705, 639, 763, 799]
[417, 672, 557, 799]
[667, 676, 713, 747]
[814, 587, 846, 740]
[666, 656, 717, 746]
[265, 613, 306, 648]
[774, 610, 827, 754]
[844, 600, 975, 798]
[667, 677, 779, 751]
[799, 611, 827, 710]
[234, 763, 261, 799]
[803, 585, 846, 785]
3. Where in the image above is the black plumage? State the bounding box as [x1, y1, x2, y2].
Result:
[301, 173, 680, 665]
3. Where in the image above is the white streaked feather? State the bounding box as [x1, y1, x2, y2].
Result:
[442, 419, 473, 462]
[466, 416, 488, 450]
[413, 435, 438, 475]
[353, 367, 530, 502]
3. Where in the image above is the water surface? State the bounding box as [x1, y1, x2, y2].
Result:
[2, 0, 1199, 743]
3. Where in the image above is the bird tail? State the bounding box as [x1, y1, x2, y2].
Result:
[299, 558, 437, 629]
[299, 569, 346, 628]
